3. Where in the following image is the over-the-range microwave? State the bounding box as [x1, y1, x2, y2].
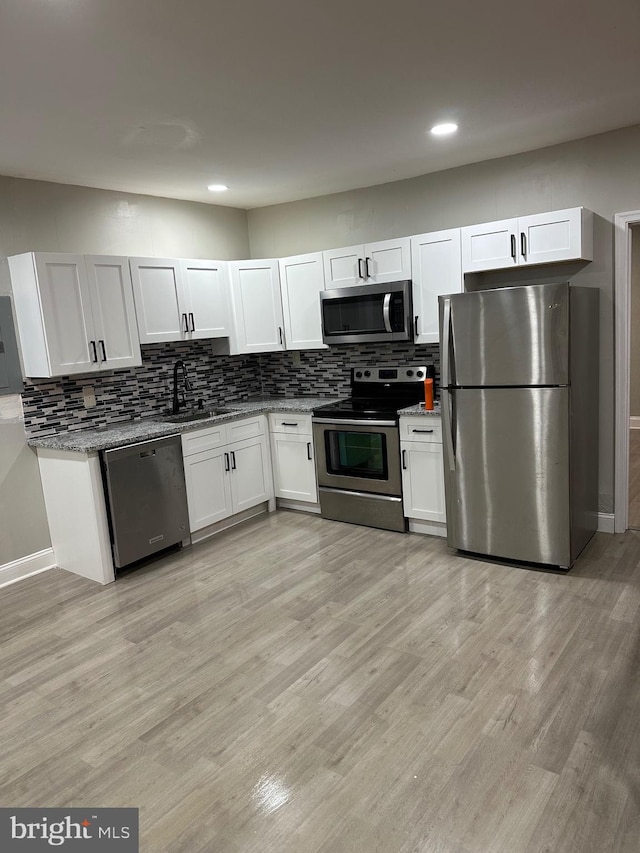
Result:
[320, 280, 413, 345]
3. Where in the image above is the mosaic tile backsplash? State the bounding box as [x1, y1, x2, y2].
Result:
[22, 341, 262, 436]
[22, 340, 440, 436]
[258, 342, 440, 399]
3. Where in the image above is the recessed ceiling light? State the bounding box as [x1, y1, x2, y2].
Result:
[430, 123, 458, 136]
[207, 184, 228, 192]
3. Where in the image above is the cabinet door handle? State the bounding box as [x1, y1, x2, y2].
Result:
[224, 452, 230, 472]
[412, 428, 434, 434]
[182, 313, 189, 334]
[189, 312, 195, 332]
[278, 326, 283, 345]
[357, 257, 364, 279]
[281, 422, 298, 427]
[510, 234, 517, 260]
[365, 257, 371, 278]
[90, 340, 98, 363]
[520, 232, 527, 259]
[230, 450, 236, 470]
[402, 449, 407, 470]
[99, 340, 107, 361]
[414, 315, 419, 336]
[307, 442, 312, 460]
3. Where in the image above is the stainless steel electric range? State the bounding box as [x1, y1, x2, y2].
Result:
[312, 364, 433, 532]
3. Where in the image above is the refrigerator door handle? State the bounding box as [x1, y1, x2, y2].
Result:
[441, 297, 452, 387]
[442, 389, 456, 472]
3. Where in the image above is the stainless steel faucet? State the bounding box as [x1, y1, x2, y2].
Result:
[172, 360, 193, 414]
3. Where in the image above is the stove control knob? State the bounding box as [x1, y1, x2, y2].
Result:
[364, 370, 371, 377]
[416, 370, 424, 378]
[355, 371, 363, 378]
[406, 370, 414, 377]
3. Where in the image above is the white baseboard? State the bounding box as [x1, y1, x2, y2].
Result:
[597, 513, 615, 534]
[408, 519, 447, 538]
[0, 548, 56, 589]
[276, 498, 321, 514]
[630, 417, 640, 430]
[190, 504, 268, 545]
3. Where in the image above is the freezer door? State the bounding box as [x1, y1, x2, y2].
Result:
[442, 387, 571, 566]
[440, 283, 569, 387]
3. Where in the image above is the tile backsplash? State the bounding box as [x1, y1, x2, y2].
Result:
[259, 342, 440, 398]
[22, 341, 440, 436]
[22, 341, 261, 436]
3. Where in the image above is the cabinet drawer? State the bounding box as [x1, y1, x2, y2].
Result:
[268, 413, 312, 435]
[399, 416, 442, 443]
[181, 424, 228, 456]
[226, 415, 266, 444]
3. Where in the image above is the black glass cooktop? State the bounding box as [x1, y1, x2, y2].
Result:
[312, 397, 415, 421]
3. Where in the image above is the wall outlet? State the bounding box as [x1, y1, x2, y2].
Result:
[292, 351, 301, 367]
[83, 386, 97, 408]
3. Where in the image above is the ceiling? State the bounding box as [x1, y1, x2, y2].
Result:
[2, 0, 640, 210]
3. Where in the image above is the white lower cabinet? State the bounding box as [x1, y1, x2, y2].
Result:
[182, 416, 273, 533]
[183, 446, 234, 529]
[269, 414, 318, 504]
[400, 416, 446, 534]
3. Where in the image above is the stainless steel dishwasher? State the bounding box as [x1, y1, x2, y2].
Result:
[102, 435, 190, 569]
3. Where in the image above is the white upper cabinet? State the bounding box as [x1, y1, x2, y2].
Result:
[129, 258, 184, 343]
[180, 259, 230, 339]
[410, 229, 463, 344]
[228, 259, 285, 353]
[461, 207, 593, 273]
[129, 257, 230, 344]
[8, 252, 141, 378]
[323, 237, 411, 287]
[279, 252, 326, 350]
[85, 256, 141, 370]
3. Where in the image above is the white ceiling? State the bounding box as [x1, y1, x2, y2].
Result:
[2, 0, 640, 209]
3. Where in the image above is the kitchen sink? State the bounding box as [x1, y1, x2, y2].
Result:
[160, 408, 233, 423]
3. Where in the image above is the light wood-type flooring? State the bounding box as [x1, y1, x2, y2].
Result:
[629, 429, 640, 529]
[1, 511, 640, 853]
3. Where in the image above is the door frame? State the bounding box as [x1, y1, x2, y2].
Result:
[614, 210, 640, 533]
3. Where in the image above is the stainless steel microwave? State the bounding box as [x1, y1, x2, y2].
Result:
[320, 280, 413, 345]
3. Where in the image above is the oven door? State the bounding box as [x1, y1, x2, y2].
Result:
[312, 417, 402, 496]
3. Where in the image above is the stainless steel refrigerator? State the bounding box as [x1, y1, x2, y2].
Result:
[438, 282, 599, 569]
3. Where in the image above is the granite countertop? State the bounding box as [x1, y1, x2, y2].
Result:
[399, 402, 442, 417]
[27, 397, 342, 453]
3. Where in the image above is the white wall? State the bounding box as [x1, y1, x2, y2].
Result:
[0, 176, 249, 568]
[248, 123, 640, 516]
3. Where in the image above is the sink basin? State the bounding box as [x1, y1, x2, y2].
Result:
[160, 408, 232, 423]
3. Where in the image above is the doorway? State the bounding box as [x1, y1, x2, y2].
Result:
[628, 225, 640, 528]
[614, 212, 640, 532]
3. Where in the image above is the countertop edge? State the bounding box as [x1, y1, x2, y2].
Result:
[27, 398, 342, 453]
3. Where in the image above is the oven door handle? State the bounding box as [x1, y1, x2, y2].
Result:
[382, 292, 392, 333]
[313, 417, 397, 428]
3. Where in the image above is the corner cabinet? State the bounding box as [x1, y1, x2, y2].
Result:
[268, 413, 318, 505]
[8, 252, 141, 378]
[181, 415, 274, 536]
[461, 207, 593, 273]
[322, 237, 411, 288]
[410, 229, 463, 344]
[400, 416, 446, 537]
[279, 252, 327, 350]
[129, 257, 230, 344]
[227, 259, 286, 353]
